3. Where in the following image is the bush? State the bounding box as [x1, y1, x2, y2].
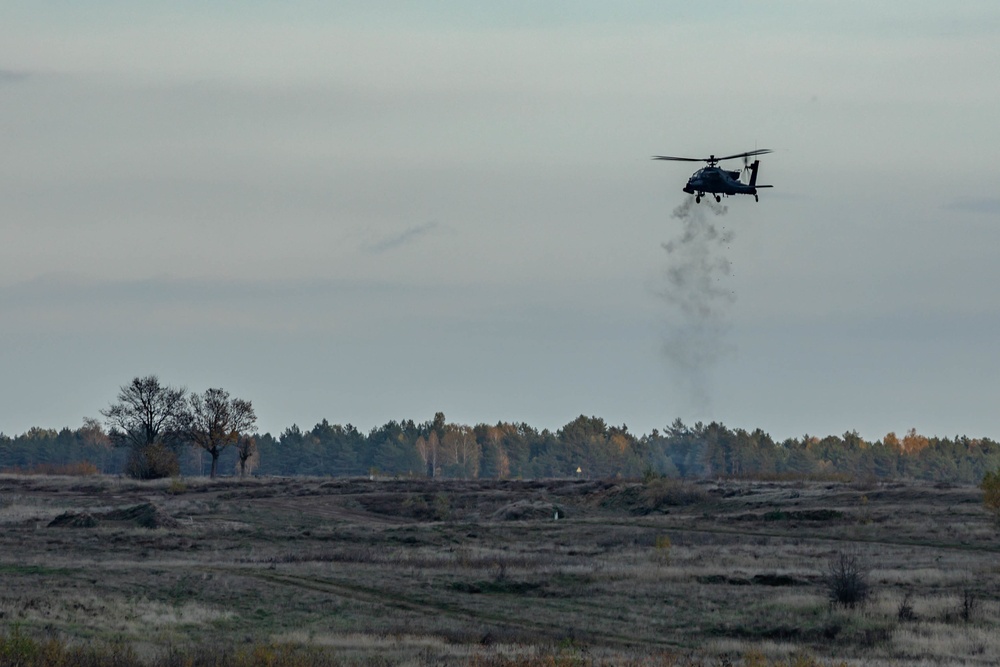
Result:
[959, 588, 979, 622]
[126, 444, 180, 480]
[654, 534, 672, 565]
[167, 477, 187, 495]
[826, 550, 871, 608]
[897, 594, 917, 621]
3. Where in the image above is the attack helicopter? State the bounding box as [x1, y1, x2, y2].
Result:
[652, 149, 773, 202]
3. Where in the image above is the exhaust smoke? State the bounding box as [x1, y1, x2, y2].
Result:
[658, 197, 735, 412]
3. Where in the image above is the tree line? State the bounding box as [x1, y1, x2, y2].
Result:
[250, 418, 1000, 484]
[2, 376, 1000, 484]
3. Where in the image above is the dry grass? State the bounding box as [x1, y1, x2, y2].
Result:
[0, 593, 232, 638]
[0, 475, 997, 665]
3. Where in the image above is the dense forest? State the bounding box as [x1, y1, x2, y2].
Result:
[3, 414, 999, 484]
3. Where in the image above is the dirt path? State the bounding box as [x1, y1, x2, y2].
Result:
[218, 566, 680, 650]
[248, 495, 413, 525]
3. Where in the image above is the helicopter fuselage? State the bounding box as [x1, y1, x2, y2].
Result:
[683, 166, 756, 197]
[681, 159, 771, 203]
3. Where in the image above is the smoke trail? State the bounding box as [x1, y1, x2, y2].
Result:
[658, 197, 735, 411]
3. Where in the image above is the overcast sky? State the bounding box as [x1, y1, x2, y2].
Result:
[2, 2, 999, 441]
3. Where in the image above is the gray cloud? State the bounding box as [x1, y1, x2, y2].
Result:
[360, 221, 442, 254]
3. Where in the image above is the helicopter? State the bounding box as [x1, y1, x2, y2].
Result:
[652, 149, 773, 203]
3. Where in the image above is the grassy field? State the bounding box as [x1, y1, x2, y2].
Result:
[0, 474, 998, 665]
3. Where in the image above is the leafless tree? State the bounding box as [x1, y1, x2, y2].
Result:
[442, 424, 480, 478]
[188, 388, 257, 478]
[236, 434, 259, 477]
[101, 376, 188, 479]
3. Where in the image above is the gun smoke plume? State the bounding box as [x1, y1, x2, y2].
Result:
[658, 197, 735, 412]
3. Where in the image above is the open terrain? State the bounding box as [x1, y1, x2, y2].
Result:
[1, 474, 998, 665]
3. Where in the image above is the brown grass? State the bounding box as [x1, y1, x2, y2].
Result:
[0, 475, 998, 666]
[1, 461, 99, 476]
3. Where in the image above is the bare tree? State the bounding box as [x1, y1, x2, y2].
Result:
[441, 424, 479, 478]
[236, 434, 259, 477]
[79, 417, 112, 473]
[101, 376, 188, 479]
[188, 388, 257, 478]
[415, 432, 439, 478]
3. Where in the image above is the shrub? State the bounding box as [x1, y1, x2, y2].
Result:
[433, 492, 451, 520]
[654, 535, 672, 565]
[857, 494, 872, 525]
[959, 588, 979, 622]
[167, 477, 187, 495]
[897, 594, 917, 621]
[126, 444, 180, 480]
[826, 549, 871, 608]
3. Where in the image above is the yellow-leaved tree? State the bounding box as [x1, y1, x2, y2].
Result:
[980, 469, 1000, 522]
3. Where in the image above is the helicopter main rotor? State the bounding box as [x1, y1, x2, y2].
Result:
[652, 148, 772, 167]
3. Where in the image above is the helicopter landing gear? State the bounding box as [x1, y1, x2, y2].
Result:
[714, 195, 721, 203]
[754, 194, 759, 202]
[695, 195, 701, 203]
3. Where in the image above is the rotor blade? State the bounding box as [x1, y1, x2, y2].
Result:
[651, 155, 704, 162]
[715, 148, 773, 162]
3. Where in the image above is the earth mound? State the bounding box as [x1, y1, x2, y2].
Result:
[103, 503, 180, 528]
[48, 511, 99, 528]
[48, 503, 179, 529]
[492, 500, 564, 521]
